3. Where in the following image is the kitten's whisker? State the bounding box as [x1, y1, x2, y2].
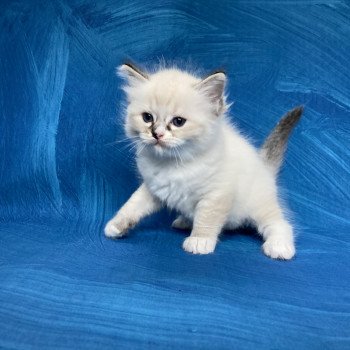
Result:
[120, 140, 140, 151]
[105, 136, 138, 147]
[113, 138, 135, 144]
[119, 140, 141, 155]
[136, 144, 146, 155]
[174, 148, 180, 166]
[128, 143, 140, 153]
[175, 146, 184, 166]
[172, 148, 179, 167]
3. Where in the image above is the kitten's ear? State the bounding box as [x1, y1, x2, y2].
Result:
[117, 62, 148, 85]
[196, 72, 226, 104]
[196, 72, 227, 116]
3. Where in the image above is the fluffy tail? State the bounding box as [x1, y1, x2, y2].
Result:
[260, 106, 303, 174]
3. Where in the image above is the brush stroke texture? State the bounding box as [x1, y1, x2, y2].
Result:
[0, 0, 349, 349]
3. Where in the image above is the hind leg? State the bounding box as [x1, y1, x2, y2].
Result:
[260, 220, 295, 260]
[253, 200, 295, 260]
[172, 215, 192, 230]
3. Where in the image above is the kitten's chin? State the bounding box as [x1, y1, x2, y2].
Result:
[142, 138, 174, 150]
[152, 142, 171, 156]
[141, 141, 176, 158]
[139, 138, 189, 159]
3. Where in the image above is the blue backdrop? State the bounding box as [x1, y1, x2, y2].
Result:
[0, 1, 349, 349]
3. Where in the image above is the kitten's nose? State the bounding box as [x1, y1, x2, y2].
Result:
[152, 130, 164, 140]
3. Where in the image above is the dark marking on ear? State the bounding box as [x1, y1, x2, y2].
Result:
[118, 61, 149, 85]
[123, 61, 149, 80]
[203, 68, 227, 79]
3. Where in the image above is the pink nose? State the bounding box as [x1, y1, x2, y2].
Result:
[152, 130, 164, 140]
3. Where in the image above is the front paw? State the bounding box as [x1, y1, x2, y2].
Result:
[262, 237, 295, 260]
[104, 218, 132, 239]
[183, 236, 217, 255]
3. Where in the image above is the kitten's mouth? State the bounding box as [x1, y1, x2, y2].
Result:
[154, 140, 167, 148]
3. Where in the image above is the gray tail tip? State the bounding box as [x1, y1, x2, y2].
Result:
[292, 105, 304, 116]
[288, 105, 304, 120]
[278, 105, 304, 129]
[260, 105, 304, 173]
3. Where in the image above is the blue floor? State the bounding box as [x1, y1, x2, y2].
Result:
[0, 1, 349, 349]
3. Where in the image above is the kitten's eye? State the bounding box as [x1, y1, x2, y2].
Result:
[142, 112, 153, 123]
[172, 117, 186, 127]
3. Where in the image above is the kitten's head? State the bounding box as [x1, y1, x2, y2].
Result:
[118, 63, 229, 159]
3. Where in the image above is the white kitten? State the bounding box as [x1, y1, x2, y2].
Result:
[105, 63, 302, 259]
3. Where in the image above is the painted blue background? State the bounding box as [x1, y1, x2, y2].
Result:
[0, 1, 349, 349]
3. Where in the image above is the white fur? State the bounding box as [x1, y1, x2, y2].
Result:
[105, 66, 295, 259]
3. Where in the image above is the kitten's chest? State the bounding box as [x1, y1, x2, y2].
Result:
[138, 159, 209, 215]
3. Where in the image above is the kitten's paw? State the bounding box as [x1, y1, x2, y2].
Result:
[262, 237, 295, 260]
[104, 220, 128, 239]
[183, 237, 217, 255]
[172, 216, 192, 230]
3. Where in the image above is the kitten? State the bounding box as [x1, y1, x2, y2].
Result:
[105, 62, 303, 259]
